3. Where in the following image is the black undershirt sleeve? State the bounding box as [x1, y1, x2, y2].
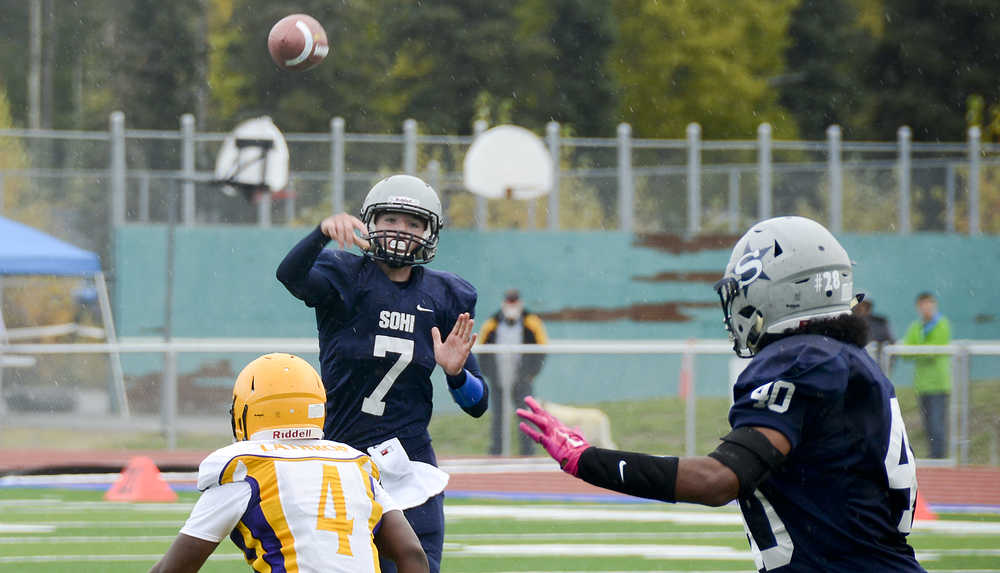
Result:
[576, 447, 678, 503]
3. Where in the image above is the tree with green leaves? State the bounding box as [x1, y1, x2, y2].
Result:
[610, 0, 799, 139]
[779, 0, 875, 139]
[860, 0, 1000, 141]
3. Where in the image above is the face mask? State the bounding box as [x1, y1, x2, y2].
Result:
[502, 304, 522, 323]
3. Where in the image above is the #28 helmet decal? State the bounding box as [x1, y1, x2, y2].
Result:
[715, 216, 855, 358]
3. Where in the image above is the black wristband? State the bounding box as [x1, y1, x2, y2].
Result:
[576, 447, 678, 503]
[446, 370, 467, 389]
[707, 427, 786, 497]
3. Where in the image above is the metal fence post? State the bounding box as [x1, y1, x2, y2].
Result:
[331, 117, 345, 215]
[683, 347, 697, 458]
[757, 123, 772, 220]
[426, 159, 442, 220]
[959, 344, 970, 464]
[110, 111, 126, 227]
[897, 126, 911, 234]
[163, 348, 178, 450]
[403, 118, 418, 175]
[968, 126, 981, 236]
[139, 172, 150, 222]
[827, 125, 843, 233]
[257, 189, 272, 228]
[181, 114, 196, 226]
[686, 123, 701, 236]
[946, 162, 956, 233]
[617, 122, 634, 232]
[285, 176, 296, 222]
[546, 121, 560, 230]
[473, 120, 488, 230]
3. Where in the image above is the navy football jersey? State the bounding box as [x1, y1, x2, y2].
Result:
[730, 334, 926, 573]
[278, 228, 484, 464]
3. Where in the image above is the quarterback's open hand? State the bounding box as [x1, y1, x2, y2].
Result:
[517, 396, 591, 476]
[320, 213, 371, 251]
[432, 313, 477, 376]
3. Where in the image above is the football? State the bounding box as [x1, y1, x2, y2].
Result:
[267, 14, 329, 71]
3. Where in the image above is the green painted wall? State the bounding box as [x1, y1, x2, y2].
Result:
[114, 226, 1000, 407]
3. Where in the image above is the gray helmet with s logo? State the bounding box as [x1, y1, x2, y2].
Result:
[360, 174, 443, 266]
[714, 216, 855, 357]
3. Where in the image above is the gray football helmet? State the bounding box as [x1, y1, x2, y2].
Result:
[360, 174, 443, 266]
[714, 216, 855, 357]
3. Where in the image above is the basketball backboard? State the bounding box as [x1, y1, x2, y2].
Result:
[463, 124, 553, 199]
[214, 116, 290, 200]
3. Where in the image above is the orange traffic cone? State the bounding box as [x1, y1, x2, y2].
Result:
[914, 491, 937, 521]
[104, 456, 178, 502]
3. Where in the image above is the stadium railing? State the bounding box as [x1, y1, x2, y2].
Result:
[1, 339, 997, 467]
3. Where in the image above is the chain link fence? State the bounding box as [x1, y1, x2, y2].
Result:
[3, 115, 999, 268]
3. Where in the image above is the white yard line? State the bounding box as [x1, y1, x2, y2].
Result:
[447, 504, 1000, 534]
[0, 553, 244, 564]
[445, 504, 743, 524]
[0, 524, 54, 533]
[0, 520, 184, 528]
[446, 543, 752, 559]
[447, 531, 741, 541]
[0, 500, 194, 512]
[0, 535, 176, 544]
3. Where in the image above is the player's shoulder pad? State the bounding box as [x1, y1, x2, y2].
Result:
[196, 441, 261, 491]
[421, 268, 478, 313]
[738, 334, 849, 395]
[315, 249, 365, 274]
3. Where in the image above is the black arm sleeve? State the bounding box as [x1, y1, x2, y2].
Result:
[276, 226, 336, 306]
[576, 447, 678, 503]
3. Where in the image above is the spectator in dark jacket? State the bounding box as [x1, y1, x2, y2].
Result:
[479, 289, 548, 455]
[853, 298, 895, 371]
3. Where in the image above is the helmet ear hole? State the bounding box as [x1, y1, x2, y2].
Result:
[738, 305, 757, 319]
[229, 398, 238, 440]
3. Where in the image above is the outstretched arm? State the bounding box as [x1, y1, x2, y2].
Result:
[375, 510, 429, 573]
[517, 396, 790, 506]
[148, 534, 219, 573]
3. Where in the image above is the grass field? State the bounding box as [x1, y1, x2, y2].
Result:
[0, 488, 998, 572]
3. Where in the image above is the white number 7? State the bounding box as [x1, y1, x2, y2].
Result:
[361, 335, 414, 416]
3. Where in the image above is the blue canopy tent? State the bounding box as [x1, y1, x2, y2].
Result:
[0, 216, 127, 416]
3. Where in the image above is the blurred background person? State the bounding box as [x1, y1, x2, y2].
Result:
[902, 292, 952, 459]
[479, 289, 548, 456]
[853, 298, 895, 371]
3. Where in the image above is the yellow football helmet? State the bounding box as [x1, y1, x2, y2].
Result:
[230, 353, 327, 441]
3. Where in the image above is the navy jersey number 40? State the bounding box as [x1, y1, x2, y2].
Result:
[741, 392, 918, 571]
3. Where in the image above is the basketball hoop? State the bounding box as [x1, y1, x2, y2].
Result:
[463, 125, 553, 200]
[214, 117, 290, 202]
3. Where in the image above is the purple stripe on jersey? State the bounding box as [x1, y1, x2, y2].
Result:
[238, 476, 288, 573]
[369, 473, 384, 536]
[229, 477, 258, 562]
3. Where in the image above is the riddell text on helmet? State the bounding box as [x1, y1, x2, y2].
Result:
[273, 428, 314, 439]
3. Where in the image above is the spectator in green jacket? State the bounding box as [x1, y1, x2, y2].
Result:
[902, 292, 952, 458]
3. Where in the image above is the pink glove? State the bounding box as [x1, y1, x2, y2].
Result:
[516, 396, 591, 476]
